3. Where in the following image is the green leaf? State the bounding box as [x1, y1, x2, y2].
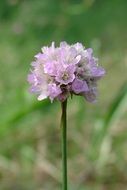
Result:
[90, 82, 127, 160]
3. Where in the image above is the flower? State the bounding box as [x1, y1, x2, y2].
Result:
[72, 78, 89, 94]
[55, 64, 76, 85]
[28, 42, 105, 102]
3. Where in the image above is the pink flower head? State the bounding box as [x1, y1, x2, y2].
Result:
[28, 42, 105, 102]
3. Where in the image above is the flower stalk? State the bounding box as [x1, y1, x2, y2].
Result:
[61, 100, 67, 190]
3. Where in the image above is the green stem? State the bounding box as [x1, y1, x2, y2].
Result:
[61, 100, 67, 190]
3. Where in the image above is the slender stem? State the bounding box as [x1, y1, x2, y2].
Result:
[61, 100, 67, 190]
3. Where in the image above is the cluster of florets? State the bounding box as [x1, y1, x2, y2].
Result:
[28, 42, 105, 102]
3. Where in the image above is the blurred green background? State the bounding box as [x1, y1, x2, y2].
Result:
[0, 0, 127, 189]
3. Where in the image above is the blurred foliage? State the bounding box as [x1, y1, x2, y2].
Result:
[0, 0, 127, 189]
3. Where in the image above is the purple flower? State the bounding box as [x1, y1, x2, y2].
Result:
[72, 78, 89, 94]
[48, 83, 62, 102]
[55, 64, 76, 85]
[90, 66, 105, 78]
[28, 42, 105, 102]
[83, 88, 97, 103]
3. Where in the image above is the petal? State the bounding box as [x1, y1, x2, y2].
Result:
[48, 83, 62, 100]
[75, 55, 81, 64]
[91, 67, 105, 77]
[37, 94, 47, 101]
[83, 88, 97, 103]
[72, 79, 89, 94]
